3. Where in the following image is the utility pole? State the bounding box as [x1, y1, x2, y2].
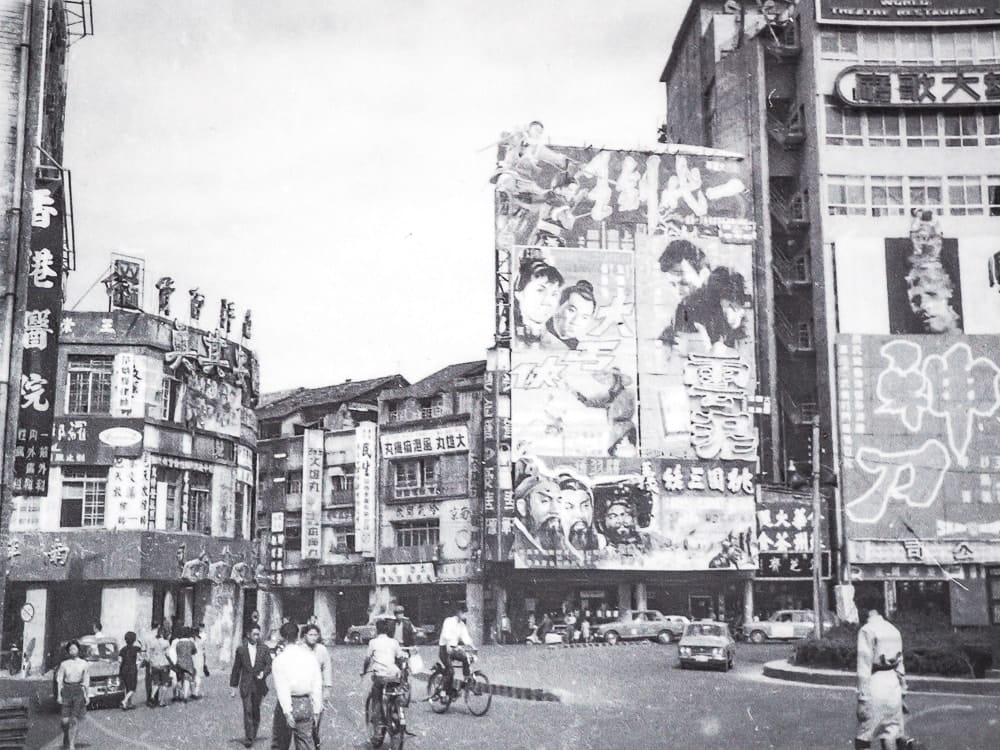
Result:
[811, 416, 823, 639]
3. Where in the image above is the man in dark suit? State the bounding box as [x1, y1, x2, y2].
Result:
[229, 625, 272, 748]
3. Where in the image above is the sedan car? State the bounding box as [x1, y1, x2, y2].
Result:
[344, 616, 432, 645]
[593, 610, 690, 645]
[744, 609, 837, 644]
[677, 621, 735, 671]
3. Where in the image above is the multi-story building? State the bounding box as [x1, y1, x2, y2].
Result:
[254, 375, 407, 641]
[376, 361, 486, 642]
[661, 0, 1000, 625]
[5, 309, 261, 673]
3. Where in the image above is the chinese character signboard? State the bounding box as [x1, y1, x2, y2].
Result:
[380, 425, 470, 458]
[837, 334, 1000, 565]
[301, 429, 324, 561]
[511, 456, 757, 571]
[756, 487, 830, 579]
[836, 66, 1000, 108]
[483, 359, 514, 561]
[13, 181, 66, 495]
[375, 562, 436, 585]
[268, 511, 285, 585]
[50, 417, 144, 465]
[817, 0, 1000, 25]
[493, 133, 758, 570]
[354, 422, 376, 556]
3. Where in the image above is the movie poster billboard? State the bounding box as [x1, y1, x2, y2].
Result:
[510, 455, 757, 570]
[837, 333, 1000, 565]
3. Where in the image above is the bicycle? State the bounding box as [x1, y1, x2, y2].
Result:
[364, 671, 408, 750]
[426, 646, 491, 716]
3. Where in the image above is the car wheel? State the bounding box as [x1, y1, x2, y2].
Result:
[604, 631, 619, 646]
[656, 630, 673, 645]
[748, 630, 766, 644]
[348, 632, 361, 645]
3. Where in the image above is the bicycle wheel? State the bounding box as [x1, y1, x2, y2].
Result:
[387, 700, 406, 750]
[365, 693, 386, 748]
[464, 670, 492, 716]
[399, 675, 411, 708]
[426, 671, 451, 714]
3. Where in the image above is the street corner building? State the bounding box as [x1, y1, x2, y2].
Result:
[660, 0, 1000, 624]
[5, 309, 262, 675]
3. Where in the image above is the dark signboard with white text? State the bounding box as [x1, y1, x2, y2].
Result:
[818, 0, 1000, 25]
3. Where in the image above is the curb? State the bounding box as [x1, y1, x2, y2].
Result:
[541, 639, 658, 649]
[410, 671, 562, 703]
[762, 659, 1000, 696]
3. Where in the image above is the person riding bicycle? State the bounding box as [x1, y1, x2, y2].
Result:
[437, 604, 475, 696]
[362, 618, 405, 725]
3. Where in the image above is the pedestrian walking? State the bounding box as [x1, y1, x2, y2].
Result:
[56, 640, 89, 750]
[147, 627, 173, 708]
[230, 625, 272, 748]
[855, 606, 907, 750]
[118, 631, 141, 710]
[171, 626, 197, 702]
[270, 622, 322, 750]
[191, 623, 208, 699]
[500, 613, 513, 645]
[580, 617, 591, 643]
[302, 623, 333, 750]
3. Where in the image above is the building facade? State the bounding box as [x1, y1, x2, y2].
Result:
[254, 375, 407, 642]
[5, 309, 261, 673]
[660, 0, 1000, 625]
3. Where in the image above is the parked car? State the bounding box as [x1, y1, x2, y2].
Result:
[593, 610, 690, 645]
[344, 616, 433, 645]
[744, 610, 838, 644]
[677, 621, 735, 671]
[51, 635, 124, 710]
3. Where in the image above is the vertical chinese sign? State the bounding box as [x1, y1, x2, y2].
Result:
[301, 428, 324, 561]
[354, 422, 376, 556]
[13, 180, 66, 495]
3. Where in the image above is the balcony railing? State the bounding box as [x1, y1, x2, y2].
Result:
[328, 488, 354, 506]
[774, 308, 815, 354]
[770, 185, 809, 232]
[766, 101, 805, 149]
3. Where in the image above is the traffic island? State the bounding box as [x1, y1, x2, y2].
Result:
[763, 659, 1000, 696]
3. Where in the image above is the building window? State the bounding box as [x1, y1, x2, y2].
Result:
[387, 400, 405, 422]
[871, 176, 905, 217]
[162, 468, 182, 530]
[898, 31, 933, 63]
[977, 29, 1000, 63]
[938, 30, 975, 64]
[859, 30, 896, 63]
[944, 113, 978, 147]
[984, 114, 1000, 146]
[866, 113, 900, 147]
[988, 176, 1000, 216]
[286, 473, 302, 494]
[392, 458, 439, 499]
[213, 438, 234, 461]
[157, 376, 180, 421]
[61, 467, 106, 528]
[187, 472, 212, 534]
[904, 113, 939, 148]
[796, 322, 813, 351]
[948, 176, 984, 216]
[394, 519, 440, 548]
[909, 177, 943, 213]
[826, 175, 866, 216]
[333, 527, 356, 553]
[234, 483, 247, 540]
[825, 104, 862, 146]
[419, 395, 446, 419]
[819, 30, 857, 60]
[331, 474, 354, 492]
[259, 421, 281, 439]
[284, 513, 302, 549]
[66, 356, 113, 414]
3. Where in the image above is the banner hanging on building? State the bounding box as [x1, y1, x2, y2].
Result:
[354, 422, 377, 555]
[301, 429, 324, 561]
[12, 180, 66, 496]
[837, 333, 1000, 565]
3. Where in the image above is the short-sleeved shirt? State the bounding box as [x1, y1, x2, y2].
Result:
[367, 635, 403, 680]
[148, 637, 171, 668]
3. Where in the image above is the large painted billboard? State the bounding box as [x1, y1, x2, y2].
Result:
[493, 124, 758, 570]
[837, 334, 1000, 565]
[835, 215, 1000, 336]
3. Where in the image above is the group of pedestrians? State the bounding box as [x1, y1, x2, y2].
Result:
[134, 621, 209, 709]
[229, 619, 332, 749]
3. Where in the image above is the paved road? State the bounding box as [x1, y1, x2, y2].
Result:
[25, 642, 1000, 749]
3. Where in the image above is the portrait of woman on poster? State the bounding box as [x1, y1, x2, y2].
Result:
[662, 266, 750, 354]
[513, 257, 564, 346]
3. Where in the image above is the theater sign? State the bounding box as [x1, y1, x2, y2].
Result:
[836, 66, 1000, 108]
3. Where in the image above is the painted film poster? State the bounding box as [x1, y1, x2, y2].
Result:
[13, 180, 66, 496]
[511, 455, 757, 571]
[837, 334, 1000, 564]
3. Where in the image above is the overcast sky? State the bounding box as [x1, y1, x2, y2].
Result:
[63, 0, 684, 392]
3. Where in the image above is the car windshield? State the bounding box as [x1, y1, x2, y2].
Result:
[684, 624, 723, 638]
[79, 642, 117, 661]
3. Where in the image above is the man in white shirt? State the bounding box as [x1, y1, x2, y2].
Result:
[363, 618, 405, 726]
[302, 624, 333, 750]
[438, 604, 475, 695]
[270, 622, 322, 750]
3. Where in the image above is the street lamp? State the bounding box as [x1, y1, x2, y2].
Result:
[811, 416, 824, 640]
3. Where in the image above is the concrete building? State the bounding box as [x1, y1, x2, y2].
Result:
[375, 361, 486, 643]
[254, 375, 407, 642]
[5, 309, 261, 673]
[660, 0, 1000, 624]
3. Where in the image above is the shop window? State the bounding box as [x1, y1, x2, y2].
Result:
[947, 176, 984, 216]
[824, 104, 862, 146]
[826, 175, 866, 216]
[61, 467, 107, 527]
[904, 113, 940, 148]
[66, 356, 113, 414]
[944, 113, 978, 147]
[394, 519, 440, 548]
[187, 472, 212, 534]
[871, 176, 905, 216]
[908, 177, 943, 214]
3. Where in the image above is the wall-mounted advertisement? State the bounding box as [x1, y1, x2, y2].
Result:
[510, 455, 756, 571]
[301, 429, 324, 561]
[380, 425, 469, 458]
[836, 223, 1000, 336]
[837, 334, 1000, 565]
[50, 417, 144, 465]
[817, 0, 1000, 25]
[354, 422, 377, 556]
